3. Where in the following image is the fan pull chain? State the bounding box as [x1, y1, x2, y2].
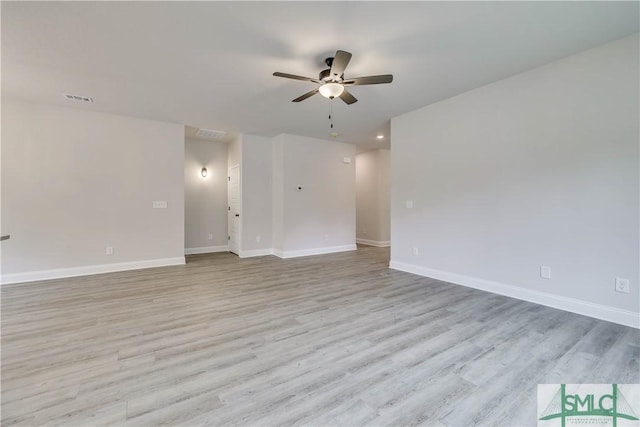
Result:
[329, 101, 334, 129]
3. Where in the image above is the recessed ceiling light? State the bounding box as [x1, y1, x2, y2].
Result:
[376, 135, 384, 139]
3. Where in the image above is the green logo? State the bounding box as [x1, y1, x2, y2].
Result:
[538, 384, 639, 427]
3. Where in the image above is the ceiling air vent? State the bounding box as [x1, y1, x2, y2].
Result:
[195, 128, 226, 140]
[64, 94, 93, 103]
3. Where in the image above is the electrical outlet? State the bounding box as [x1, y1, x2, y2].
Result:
[106, 246, 114, 256]
[540, 266, 551, 279]
[412, 247, 419, 256]
[324, 234, 329, 241]
[406, 200, 414, 209]
[208, 233, 213, 240]
[615, 277, 630, 294]
[256, 235, 261, 243]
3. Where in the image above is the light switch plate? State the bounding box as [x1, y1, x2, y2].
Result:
[343, 157, 352, 164]
[540, 266, 551, 279]
[153, 201, 168, 209]
[406, 200, 414, 209]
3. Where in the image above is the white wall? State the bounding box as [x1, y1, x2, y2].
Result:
[223, 133, 355, 259]
[272, 134, 356, 257]
[356, 149, 390, 246]
[184, 138, 228, 253]
[227, 135, 242, 168]
[390, 35, 639, 327]
[379, 149, 391, 245]
[272, 136, 284, 254]
[1, 99, 185, 283]
[241, 135, 272, 255]
[226, 135, 242, 254]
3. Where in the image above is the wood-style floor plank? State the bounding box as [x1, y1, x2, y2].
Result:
[2, 246, 638, 426]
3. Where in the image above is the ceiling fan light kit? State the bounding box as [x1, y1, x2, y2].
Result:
[318, 82, 344, 99]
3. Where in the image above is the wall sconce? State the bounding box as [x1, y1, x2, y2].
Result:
[201, 167, 208, 178]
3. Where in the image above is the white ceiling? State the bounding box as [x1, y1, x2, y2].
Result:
[2, 1, 638, 150]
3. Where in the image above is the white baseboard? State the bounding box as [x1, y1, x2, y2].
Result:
[239, 248, 274, 258]
[389, 260, 639, 329]
[273, 244, 357, 259]
[356, 238, 391, 247]
[185, 245, 228, 255]
[1, 257, 186, 285]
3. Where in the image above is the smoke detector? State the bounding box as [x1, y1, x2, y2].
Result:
[64, 93, 93, 103]
[195, 128, 226, 140]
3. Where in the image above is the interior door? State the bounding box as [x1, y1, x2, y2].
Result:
[228, 165, 240, 255]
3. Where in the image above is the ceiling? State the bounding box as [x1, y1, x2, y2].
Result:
[2, 2, 638, 150]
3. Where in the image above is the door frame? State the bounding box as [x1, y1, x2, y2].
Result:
[227, 164, 241, 255]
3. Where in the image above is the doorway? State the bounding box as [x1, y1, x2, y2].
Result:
[227, 165, 241, 255]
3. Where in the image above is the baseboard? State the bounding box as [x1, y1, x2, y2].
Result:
[1, 257, 186, 285]
[273, 244, 357, 259]
[239, 248, 274, 258]
[356, 238, 391, 247]
[389, 260, 639, 329]
[185, 245, 228, 255]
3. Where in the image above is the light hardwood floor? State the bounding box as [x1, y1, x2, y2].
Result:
[1, 246, 638, 426]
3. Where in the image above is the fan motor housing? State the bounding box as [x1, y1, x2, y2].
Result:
[319, 68, 342, 82]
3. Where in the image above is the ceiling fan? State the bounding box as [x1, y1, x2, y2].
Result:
[273, 50, 393, 105]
